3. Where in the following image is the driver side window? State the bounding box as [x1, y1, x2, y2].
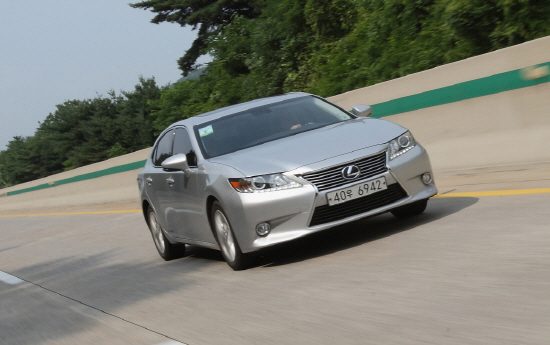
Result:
[173, 127, 198, 167]
[153, 130, 175, 166]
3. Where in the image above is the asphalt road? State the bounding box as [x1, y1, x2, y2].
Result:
[1, 182, 549, 345]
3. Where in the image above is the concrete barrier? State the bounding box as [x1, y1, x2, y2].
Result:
[0, 149, 149, 211]
[328, 35, 550, 172]
[1, 36, 549, 212]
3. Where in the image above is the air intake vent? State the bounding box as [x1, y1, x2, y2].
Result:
[309, 183, 407, 226]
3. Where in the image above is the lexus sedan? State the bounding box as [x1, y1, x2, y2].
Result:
[138, 92, 437, 270]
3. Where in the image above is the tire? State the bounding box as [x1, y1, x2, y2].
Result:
[391, 199, 428, 219]
[211, 201, 249, 271]
[147, 206, 186, 261]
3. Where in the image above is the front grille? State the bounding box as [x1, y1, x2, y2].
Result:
[309, 183, 407, 226]
[300, 151, 387, 192]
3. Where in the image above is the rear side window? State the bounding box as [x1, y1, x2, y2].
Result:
[153, 130, 175, 166]
[173, 127, 198, 167]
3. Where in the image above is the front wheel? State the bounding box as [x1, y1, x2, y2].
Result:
[211, 201, 249, 271]
[391, 199, 428, 219]
[147, 206, 186, 261]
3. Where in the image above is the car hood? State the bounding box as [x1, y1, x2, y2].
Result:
[208, 118, 406, 176]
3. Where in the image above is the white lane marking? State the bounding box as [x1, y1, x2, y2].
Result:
[0, 271, 24, 285]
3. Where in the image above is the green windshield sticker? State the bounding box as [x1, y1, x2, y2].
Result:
[199, 125, 214, 137]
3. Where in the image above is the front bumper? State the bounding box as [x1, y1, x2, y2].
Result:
[221, 144, 437, 253]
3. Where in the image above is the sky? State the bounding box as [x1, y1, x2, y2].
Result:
[0, 1, 205, 151]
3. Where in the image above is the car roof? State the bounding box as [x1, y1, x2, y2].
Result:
[170, 92, 311, 128]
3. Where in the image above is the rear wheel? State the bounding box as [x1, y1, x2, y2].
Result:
[211, 201, 249, 271]
[391, 199, 428, 219]
[147, 206, 186, 261]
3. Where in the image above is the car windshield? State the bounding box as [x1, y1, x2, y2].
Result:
[194, 96, 354, 158]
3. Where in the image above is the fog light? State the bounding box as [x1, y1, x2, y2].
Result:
[256, 222, 271, 237]
[422, 172, 433, 185]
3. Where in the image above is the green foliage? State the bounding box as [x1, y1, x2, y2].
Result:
[307, 0, 460, 95]
[148, 75, 217, 132]
[0, 77, 163, 186]
[0, 136, 41, 187]
[0, 176, 9, 189]
[444, 0, 550, 50]
[108, 143, 127, 158]
[130, 0, 264, 75]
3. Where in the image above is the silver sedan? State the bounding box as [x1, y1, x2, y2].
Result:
[137, 92, 437, 270]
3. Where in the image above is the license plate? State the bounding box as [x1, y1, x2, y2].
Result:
[326, 177, 387, 206]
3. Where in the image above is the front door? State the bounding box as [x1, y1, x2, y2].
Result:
[163, 127, 205, 242]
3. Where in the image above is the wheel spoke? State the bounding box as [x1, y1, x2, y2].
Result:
[214, 210, 236, 262]
[149, 212, 165, 253]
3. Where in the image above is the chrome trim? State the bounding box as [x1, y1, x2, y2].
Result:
[299, 150, 387, 192]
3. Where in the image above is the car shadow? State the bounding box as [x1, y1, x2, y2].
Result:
[184, 245, 225, 262]
[249, 196, 479, 268]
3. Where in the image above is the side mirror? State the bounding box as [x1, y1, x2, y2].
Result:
[161, 154, 191, 176]
[351, 105, 373, 117]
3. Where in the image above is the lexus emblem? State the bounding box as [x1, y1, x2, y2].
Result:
[342, 165, 361, 180]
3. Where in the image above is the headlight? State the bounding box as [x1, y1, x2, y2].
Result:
[389, 131, 416, 160]
[229, 174, 302, 193]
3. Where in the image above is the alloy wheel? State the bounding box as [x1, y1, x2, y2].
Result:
[213, 209, 236, 262]
[149, 212, 166, 254]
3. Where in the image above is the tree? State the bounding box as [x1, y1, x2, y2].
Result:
[130, 0, 264, 75]
[0, 136, 42, 186]
[444, 0, 550, 52]
[34, 77, 163, 171]
[0, 78, 163, 186]
[114, 77, 164, 151]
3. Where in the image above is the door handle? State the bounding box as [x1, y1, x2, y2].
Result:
[145, 177, 153, 185]
[166, 178, 175, 185]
